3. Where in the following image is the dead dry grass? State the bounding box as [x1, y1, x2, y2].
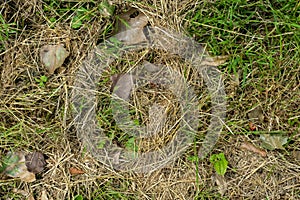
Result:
[0, 0, 299, 199]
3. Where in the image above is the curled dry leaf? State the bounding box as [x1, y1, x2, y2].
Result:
[0, 151, 36, 182]
[69, 167, 85, 175]
[40, 44, 69, 74]
[115, 8, 148, 44]
[202, 55, 229, 66]
[240, 142, 267, 157]
[25, 151, 46, 174]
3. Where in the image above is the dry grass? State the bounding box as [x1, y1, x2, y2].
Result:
[0, 0, 299, 199]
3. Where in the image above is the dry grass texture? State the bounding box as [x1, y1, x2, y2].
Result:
[0, 0, 299, 199]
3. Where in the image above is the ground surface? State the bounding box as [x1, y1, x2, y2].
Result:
[0, 0, 299, 199]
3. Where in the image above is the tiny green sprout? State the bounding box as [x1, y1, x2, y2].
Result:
[133, 119, 140, 126]
[97, 140, 106, 149]
[50, 17, 56, 22]
[187, 155, 199, 162]
[210, 153, 228, 176]
[71, 8, 92, 29]
[125, 137, 138, 152]
[71, 15, 83, 29]
[35, 75, 48, 87]
[99, 1, 115, 17]
[73, 194, 83, 200]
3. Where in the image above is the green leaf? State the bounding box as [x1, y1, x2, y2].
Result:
[133, 119, 140, 125]
[39, 82, 45, 87]
[71, 16, 83, 29]
[125, 137, 138, 152]
[40, 75, 48, 83]
[0, 153, 20, 173]
[34, 77, 41, 83]
[50, 17, 56, 22]
[109, 37, 122, 46]
[187, 155, 198, 162]
[99, 1, 115, 17]
[210, 153, 228, 176]
[35, 76, 47, 87]
[73, 195, 83, 200]
[97, 140, 106, 149]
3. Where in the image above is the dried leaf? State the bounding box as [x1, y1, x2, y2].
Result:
[110, 73, 123, 92]
[40, 44, 69, 74]
[260, 134, 288, 150]
[19, 171, 36, 182]
[111, 61, 164, 99]
[1, 151, 36, 182]
[248, 106, 264, 123]
[240, 142, 267, 157]
[25, 151, 46, 174]
[69, 167, 85, 175]
[115, 8, 148, 44]
[249, 122, 257, 131]
[111, 74, 135, 100]
[200, 55, 228, 66]
[143, 61, 161, 72]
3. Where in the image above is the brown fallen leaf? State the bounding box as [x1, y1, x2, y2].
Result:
[143, 61, 161, 72]
[111, 74, 135, 100]
[115, 8, 148, 44]
[248, 106, 264, 123]
[40, 44, 69, 74]
[241, 142, 267, 157]
[110, 73, 123, 92]
[19, 171, 36, 183]
[249, 121, 257, 131]
[69, 167, 85, 175]
[110, 61, 161, 93]
[25, 151, 46, 174]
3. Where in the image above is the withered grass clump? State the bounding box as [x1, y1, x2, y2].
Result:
[0, 0, 299, 199]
